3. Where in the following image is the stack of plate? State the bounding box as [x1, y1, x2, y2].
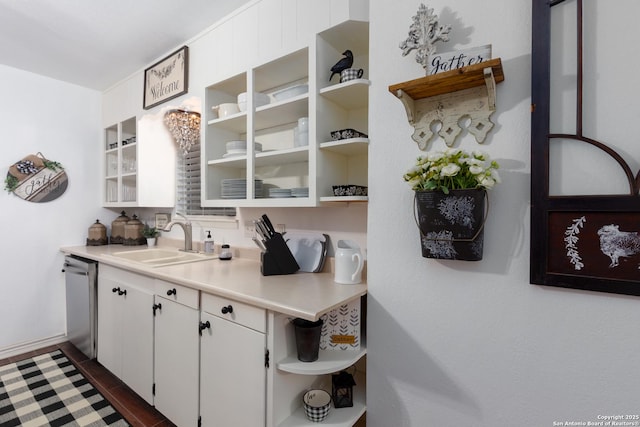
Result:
[221, 179, 263, 199]
[292, 187, 309, 197]
[223, 141, 263, 158]
[268, 188, 292, 198]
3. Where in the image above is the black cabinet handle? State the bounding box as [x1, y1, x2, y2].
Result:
[112, 287, 120, 293]
[199, 320, 211, 335]
[153, 303, 162, 315]
[221, 305, 233, 314]
[167, 288, 177, 296]
[118, 289, 127, 296]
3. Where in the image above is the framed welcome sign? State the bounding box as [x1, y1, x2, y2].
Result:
[143, 46, 189, 110]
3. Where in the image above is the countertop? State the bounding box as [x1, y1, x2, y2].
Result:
[61, 245, 367, 321]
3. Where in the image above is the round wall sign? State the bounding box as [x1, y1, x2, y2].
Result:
[4, 153, 68, 202]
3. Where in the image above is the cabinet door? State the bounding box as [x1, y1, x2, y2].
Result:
[154, 296, 200, 427]
[120, 285, 154, 404]
[97, 276, 122, 376]
[200, 312, 266, 427]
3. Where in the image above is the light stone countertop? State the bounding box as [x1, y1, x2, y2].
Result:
[61, 245, 367, 321]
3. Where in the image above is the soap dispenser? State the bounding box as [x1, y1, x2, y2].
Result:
[204, 230, 215, 255]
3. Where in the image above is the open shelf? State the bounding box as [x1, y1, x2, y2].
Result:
[277, 347, 366, 375]
[320, 138, 368, 156]
[320, 79, 370, 109]
[388, 58, 503, 100]
[319, 196, 368, 203]
[277, 371, 366, 427]
[256, 147, 309, 167]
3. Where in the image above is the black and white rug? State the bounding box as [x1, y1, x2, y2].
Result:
[0, 350, 129, 426]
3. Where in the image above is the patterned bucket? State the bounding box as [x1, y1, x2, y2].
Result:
[414, 189, 487, 261]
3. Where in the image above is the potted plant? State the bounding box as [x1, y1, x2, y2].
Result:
[142, 225, 160, 247]
[403, 148, 500, 260]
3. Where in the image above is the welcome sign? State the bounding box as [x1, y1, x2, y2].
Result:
[143, 46, 189, 109]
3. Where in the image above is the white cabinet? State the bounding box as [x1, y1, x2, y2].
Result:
[153, 282, 200, 427]
[200, 293, 267, 427]
[102, 115, 176, 207]
[203, 20, 369, 207]
[97, 265, 154, 404]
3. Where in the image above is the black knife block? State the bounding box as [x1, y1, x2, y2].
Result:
[260, 232, 299, 276]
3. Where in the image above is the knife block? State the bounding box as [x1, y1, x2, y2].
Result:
[260, 232, 299, 276]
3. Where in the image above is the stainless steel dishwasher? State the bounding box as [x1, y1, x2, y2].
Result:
[63, 255, 98, 359]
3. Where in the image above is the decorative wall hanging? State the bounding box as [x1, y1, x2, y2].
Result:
[399, 4, 451, 72]
[4, 153, 67, 202]
[391, 5, 504, 149]
[143, 46, 189, 110]
[530, 0, 640, 296]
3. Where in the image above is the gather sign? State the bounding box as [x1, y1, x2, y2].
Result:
[427, 44, 492, 75]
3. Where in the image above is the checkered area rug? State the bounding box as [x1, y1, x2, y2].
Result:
[0, 350, 129, 426]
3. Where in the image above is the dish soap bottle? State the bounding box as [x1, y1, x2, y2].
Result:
[204, 230, 215, 255]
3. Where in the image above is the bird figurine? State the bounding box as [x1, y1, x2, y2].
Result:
[329, 50, 354, 81]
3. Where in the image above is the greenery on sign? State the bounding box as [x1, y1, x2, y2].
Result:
[43, 160, 64, 171]
[4, 175, 18, 192]
[403, 148, 500, 194]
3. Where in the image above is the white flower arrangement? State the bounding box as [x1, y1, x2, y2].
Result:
[403, 148, 501, 193]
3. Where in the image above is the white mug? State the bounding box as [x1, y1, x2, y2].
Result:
[334, 240, 364, 284]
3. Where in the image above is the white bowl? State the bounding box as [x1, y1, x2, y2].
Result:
[272, 84, 308, 101]
[211, 103, 239, 118]
[237, 92, 270, 111]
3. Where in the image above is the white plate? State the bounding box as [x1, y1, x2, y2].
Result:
[272, 84, 308, 101]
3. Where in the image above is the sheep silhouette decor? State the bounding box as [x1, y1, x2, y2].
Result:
[329, 50, 353, 81]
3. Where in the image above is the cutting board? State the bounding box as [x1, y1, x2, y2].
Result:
[284, 233, 327, 273]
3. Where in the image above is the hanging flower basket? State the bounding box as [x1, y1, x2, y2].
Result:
[415, 188, 487, 260]
[404, 148, 500, 261]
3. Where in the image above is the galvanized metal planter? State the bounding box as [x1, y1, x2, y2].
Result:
[414, 188, 487, 260]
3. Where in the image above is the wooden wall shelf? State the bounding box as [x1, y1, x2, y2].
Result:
[388, 58, 504, 101]
[388, 58, 505, 149]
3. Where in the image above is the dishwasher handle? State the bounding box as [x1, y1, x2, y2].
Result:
[62, 263, 90, 276]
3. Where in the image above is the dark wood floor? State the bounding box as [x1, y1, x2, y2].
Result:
[0, 341, 174, 427]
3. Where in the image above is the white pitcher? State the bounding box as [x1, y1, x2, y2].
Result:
[334, 240, 364, 284]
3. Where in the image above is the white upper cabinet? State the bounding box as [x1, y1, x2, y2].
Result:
[102, 114, 176, 207]
[202, 19, 369, 207]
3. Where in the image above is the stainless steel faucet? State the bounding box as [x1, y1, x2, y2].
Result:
[162, 212, 193, 252]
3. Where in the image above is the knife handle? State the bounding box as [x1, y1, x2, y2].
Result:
[261, 214, 276, 235]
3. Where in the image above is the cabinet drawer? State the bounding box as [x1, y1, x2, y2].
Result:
[201, 293, 266, 333]
[100, 265, 154, 292]
[155, 280, 199, 309]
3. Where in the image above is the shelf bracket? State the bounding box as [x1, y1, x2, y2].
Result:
[395, 89, 416, 125]
[389, 58, 503, 151]
[484, 66, 497, 111]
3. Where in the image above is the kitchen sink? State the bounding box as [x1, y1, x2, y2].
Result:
[108, 248, 214, 267]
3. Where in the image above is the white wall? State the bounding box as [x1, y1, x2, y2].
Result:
[0, 65, 103, 352]
[368, 1, 640, 425]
